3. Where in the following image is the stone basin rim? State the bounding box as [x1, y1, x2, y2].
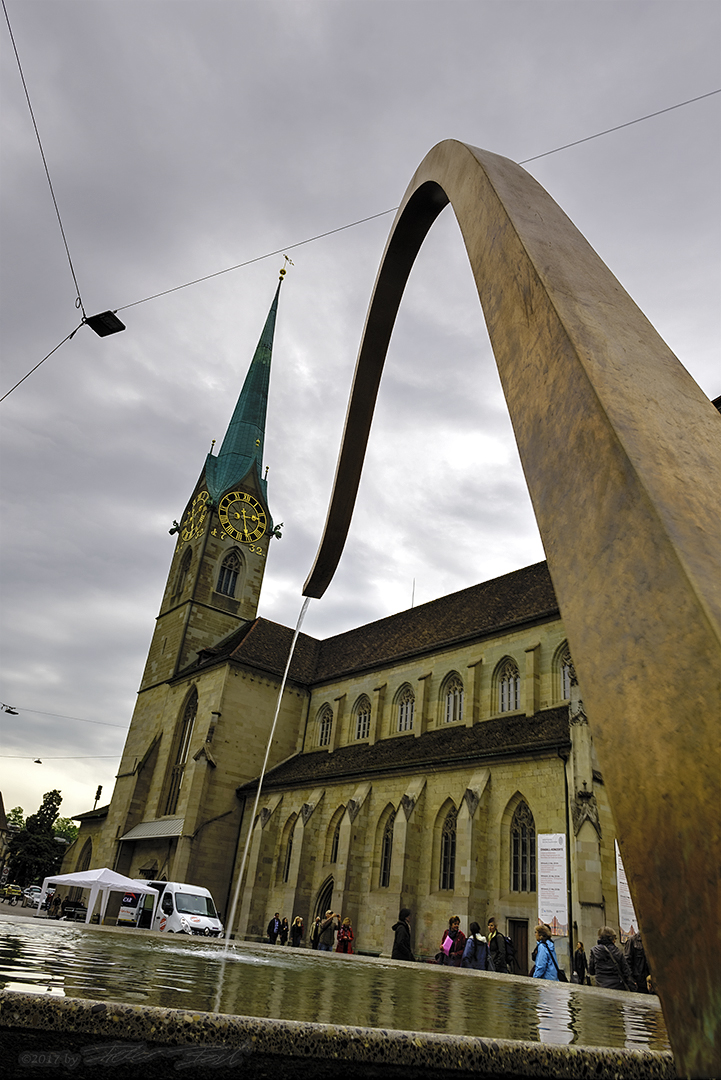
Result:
[0, 989, 676, 1079]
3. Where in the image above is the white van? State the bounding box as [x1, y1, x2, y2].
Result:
[127, 880, 224, 937]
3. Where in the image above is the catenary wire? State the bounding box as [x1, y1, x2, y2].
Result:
[1, 706, 127, 729]
[116, 88, 720, 313]
[2, 88, 719, 403]
[0, 323, 83, 403]
[1, 0, 86, 318]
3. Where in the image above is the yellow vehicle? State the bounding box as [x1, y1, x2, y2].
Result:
[0, 884, 22, 905]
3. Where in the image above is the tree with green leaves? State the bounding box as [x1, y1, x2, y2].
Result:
[5, 790, 67, 886]
[6, 807, 25, 828]
[53, 817, 79, 844]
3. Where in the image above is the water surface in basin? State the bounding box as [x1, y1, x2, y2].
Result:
[0, 917, 669, 1052]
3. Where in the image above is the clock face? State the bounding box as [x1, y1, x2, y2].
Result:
[218, 491, 267, 543]
[180, 490, 209, 541]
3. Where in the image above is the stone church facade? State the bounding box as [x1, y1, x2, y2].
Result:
[67, 278, 622, 970]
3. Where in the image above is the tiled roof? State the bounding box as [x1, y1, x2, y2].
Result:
[193, 562, 558, 686]
[237, 706, 570, 793]
[71, 804, 110, 822]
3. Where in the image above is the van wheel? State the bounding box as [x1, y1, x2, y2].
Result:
[167, 929, 174, 933]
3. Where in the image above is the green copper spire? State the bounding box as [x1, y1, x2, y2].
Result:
[205, 277, 282, 505]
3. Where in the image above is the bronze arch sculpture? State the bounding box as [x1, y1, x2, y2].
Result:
[303, 141, 720, 1077]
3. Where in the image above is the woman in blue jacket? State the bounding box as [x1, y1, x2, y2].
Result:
[461, 922, 495, 971]
[533, 924, 561, 980]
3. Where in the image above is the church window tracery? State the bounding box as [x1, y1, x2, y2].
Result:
[440, 805, 457, 890]
[318, 705, 333, 747]
[498, 657, 521, 712]
[354, 695, 371, 740]
[164, 689, 197, 816]
[379, 810, 395, 888]
[396, 685, 415, 732]
[443, 674, 464, 723]
[217, 550, 241, 597]
[330, 822, 340, 864]
[558, 643, 575, 701]
[511, 800, 536, 892]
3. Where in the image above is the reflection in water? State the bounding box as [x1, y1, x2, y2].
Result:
[0, 917, 669, 1052]
[535, 984, 573, 1044]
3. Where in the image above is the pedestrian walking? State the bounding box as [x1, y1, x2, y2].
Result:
[532, 924, 566, 981]
[624, 932, 650, 993]
[290, 916, 304, 947]
[439, 915, 466, 967]
[336, 916, 354, 954]
[461, 922, 495, 971]
[589, 927, 636, 991]
[573, 941, 589, 984]
[310, 916, 321, 950]
[279, 917, 289, 945]
[318, 910, 339, 952]
[487, 917, 509, 973]
[266, 912, 281, 944]
[391, 908, 415, 962]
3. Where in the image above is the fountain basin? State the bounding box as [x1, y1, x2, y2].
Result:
[0, 916, 674, 1077]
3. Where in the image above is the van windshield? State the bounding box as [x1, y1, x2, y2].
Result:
[175, 892, 217, 918]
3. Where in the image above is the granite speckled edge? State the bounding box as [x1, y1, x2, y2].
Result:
[0, 990, 676, 1078]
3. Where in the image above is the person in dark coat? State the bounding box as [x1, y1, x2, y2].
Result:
[391, 908, 415, 962]
[309, 916, 321, 950]
[318, 910, 339, 952]
[573, 941, 589, 984]
[440, 915, 466, 967]
[267, 913, 281, 944]
[589, 926, 636, 990]
[279, 917, 289, 945]
[624, 932, 650, 992]
[461, 922, 495, 971]
[487, 917, 508, 973]
[290, 916, 304, 947]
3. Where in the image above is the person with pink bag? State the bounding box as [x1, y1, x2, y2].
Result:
[438, 915, 466, 966]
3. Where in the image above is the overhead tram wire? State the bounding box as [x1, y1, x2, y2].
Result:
[115, 86, 721, 315]
[2, 87, 718, 403]
[2, 0, 86, 320]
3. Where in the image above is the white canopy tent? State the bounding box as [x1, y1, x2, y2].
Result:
[39, 867, 158, 926]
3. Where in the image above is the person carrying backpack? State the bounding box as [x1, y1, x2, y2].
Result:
[461, 922, 495, 971]
[487, 917, 511, 973]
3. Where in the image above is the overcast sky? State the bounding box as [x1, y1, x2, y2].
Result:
[1, 1, 718, 822]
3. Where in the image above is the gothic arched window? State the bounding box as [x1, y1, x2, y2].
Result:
[443, 674, 464, 724]
[379, 810, 395, 888]
[175, 547, 192, 596]
[330, 821, 341, 864]
[217, 550, 241, 597]
[440, 805, 457, 890]
[498, 658, 521, 712]
[164, 689, 197, 815]
[511, 801, 536, 892]
[559, 644, 575, 701]
[283, 835, 293, 883]
[354, 695, 371, 740]
[318, 705, 333, 747]
[397, 685, 415, 732]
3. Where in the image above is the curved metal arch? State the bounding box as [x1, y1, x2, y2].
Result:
[303, 140, 720, 1076]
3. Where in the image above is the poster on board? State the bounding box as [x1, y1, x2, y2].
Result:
[537, 832, 568, 934]
[615, 839, 639, 942]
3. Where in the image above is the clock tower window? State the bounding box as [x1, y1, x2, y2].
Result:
[217, 551, 242, 597]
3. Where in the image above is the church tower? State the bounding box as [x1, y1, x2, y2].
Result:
[139, 273, 284, 691]
[80, 271, 302, 892]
